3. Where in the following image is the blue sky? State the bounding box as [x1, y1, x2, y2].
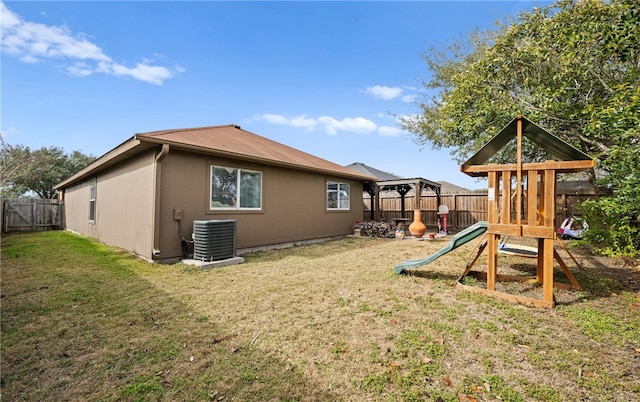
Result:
[1, 1, 550, 189]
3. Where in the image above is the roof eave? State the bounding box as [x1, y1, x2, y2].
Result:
[55, 137, 145, 190]
[56, 132, 376, 190]
[137, 136, 376, 182]
[377, 178, 442, 189]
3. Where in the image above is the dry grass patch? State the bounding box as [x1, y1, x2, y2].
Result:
[2, 231, 639, 401]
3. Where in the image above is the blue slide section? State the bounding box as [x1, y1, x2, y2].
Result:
[394, 221, 488, 274]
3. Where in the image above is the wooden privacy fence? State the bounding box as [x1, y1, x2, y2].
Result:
[2, 198, 64, 233]
[362, 193, 594, 232]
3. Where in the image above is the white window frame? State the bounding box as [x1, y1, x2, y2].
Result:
[89, 179, 96, 222]
[326, 181, 350, 211]
[210, 165, 262, 210]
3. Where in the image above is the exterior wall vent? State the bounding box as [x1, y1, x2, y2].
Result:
[193, 219, 236, 261]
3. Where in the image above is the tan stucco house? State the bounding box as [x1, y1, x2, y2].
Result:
[54, 125, 375, 261]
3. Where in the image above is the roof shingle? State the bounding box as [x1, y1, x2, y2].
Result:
[136, 125, 373, 180]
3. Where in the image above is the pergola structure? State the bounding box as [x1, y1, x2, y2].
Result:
[366, 178, 441, 221]
[456, 116, 595, 308]
[349, 163, 442, 223]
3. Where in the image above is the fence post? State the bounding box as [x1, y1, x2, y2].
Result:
[32, 200, 36, 231]
[454, 194, 459, 230]
[2, 200, 6, 233]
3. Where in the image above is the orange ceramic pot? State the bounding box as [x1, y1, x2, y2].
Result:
[409, 209, 427, 238]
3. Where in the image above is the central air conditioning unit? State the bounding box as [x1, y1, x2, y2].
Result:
[193, 219, 236, 261]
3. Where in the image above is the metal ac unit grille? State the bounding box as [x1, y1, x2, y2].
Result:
[193, 220, 236, 261]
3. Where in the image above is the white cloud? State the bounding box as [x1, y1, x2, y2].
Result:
[401, 94, 416, 103]
[0, 2, 21, 29]
[0, 126, 20, 137]
[317, 116, 377, 135]
[67, 62, 93, 77]
[258, 113, 289, 125]
[364, 85, 403, 100]
[289, 115, 316, 130]
[255, 113, 316, 130]
[0, 2, 180, 85]
[255, 113, 377, 136]
[106, 61, 175, 86]
[378, 126, 403, 137]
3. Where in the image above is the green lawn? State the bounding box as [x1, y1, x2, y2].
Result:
[1, 231, 639, 401]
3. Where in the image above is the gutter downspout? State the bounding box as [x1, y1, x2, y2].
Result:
[151, 144, 170, 259]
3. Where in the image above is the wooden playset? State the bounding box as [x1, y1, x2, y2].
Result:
[456, 116, 595, 308]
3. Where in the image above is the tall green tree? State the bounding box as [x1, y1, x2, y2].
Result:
[0, 137, 95, 199]
[402, 0, 639, 257]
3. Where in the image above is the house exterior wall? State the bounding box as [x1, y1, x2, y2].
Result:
[156, 150, 364, 259]
[62, 151, 156, 259]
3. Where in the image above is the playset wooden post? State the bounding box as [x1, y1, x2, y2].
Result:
[457, 116, 595, 308]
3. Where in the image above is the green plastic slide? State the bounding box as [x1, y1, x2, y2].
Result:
[394, 221, 488, 274]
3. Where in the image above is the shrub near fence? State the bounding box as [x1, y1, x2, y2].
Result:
[2, 198, 64, 233]
[363, 193, 594, 232]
